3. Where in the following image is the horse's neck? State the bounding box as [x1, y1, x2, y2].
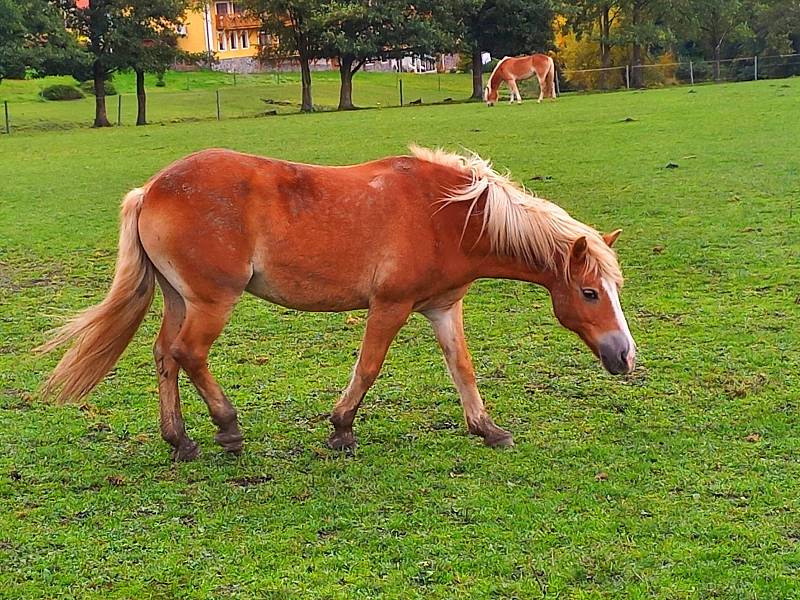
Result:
[475, 252, 556, 288]
[489, 60, 507, 89]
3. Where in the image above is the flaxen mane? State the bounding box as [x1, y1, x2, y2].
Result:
[410, 145, 623, 286]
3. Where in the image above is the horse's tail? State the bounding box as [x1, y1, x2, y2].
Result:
[37, 188, 155, 403]
[547, 57, 557, 98]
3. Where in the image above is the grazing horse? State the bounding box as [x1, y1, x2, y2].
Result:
[39, 146, 635, 461]
[485, 54, 556, 106]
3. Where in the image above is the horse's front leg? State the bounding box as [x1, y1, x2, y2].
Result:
[423, 301, 513, 447]
[509, 80, 522, 104]
[328, 301, 412, 451]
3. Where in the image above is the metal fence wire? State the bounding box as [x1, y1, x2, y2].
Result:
[2, 53, 799, 134]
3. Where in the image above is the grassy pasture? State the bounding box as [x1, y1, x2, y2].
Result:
[0, 70, 474, 132]
[1, 79, 799, 598]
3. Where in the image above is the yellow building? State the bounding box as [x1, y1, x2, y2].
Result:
[178, 2, 263, 72]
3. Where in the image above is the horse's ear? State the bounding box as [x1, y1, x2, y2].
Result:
[570, 236, 588, 262]
[603, 229, 622, 247]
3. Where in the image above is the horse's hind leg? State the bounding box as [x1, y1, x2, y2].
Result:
[508, 80, 521, 104]
[328, 301, 412, 451]
[170, 297, 244, 454]
[537, 74, 545, 103]
[423, 301, 513, 447]
[154, 275, 198, 461]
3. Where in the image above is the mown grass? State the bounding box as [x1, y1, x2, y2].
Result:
[1, 78, 799, 599]
[0, 70, 474, 132]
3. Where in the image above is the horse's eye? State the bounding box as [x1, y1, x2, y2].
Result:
[582, 288, 599, 301]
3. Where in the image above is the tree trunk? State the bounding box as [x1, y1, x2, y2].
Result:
[299, 54, 313, 112]
[471, 47, 483, 100]
[338, 56, 355, 110]
[599, 6, 611, 90]
[713, 44, 721, 80]
[631, 2, 643, 88]
[92, 60, 111, 128]
[135, 69, 147, 126]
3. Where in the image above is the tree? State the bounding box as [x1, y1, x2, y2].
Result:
[0, 0, 25, 82]
[114, 0, 187, 125]
[250, 0, 325, 112]
[319, 0, 452, 110]
[565, 1, 623, 88]
[616, 0, 672, 87]
[671, 0, 752, 79]
[459, 0, 556, 99]
[58, 0, 122, 127]
[1, 0, 89, 83]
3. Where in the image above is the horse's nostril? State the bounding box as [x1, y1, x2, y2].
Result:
[620, 348, 628, 364]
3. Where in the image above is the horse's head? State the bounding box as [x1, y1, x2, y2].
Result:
[485, 85, 498, 106]
[548, 230, 635, 375]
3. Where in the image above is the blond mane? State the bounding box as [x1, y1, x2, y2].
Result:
[410, 145, 623, 286]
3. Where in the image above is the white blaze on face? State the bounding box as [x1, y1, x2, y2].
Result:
[602, 278, 636, 368]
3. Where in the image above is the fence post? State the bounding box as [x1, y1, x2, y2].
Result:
[555, 70, 560, 96]
[399, 78, 404, 106]
[625, 65, 630, 89]
[689, 61, 694, 85]
[117, 95, 122, 126]
[233, 71, 237, 86]
[216, 90, 221, 120]
[754, 55, 758, 80]
[3, 101, 9, 134]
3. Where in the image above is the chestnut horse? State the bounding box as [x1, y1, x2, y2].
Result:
[39, 146, 635, 461]
[485, 54, 556, 106]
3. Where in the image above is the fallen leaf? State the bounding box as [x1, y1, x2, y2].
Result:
[665, 162, 679, 169]
[107, 475, 125, 486]
[345, 315, 363, 326]
[745, 433, 761, 443]
[595, 471, 608, 481]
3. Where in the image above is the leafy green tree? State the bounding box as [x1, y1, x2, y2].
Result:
[249, 0, 325, 112]
[616, 0, 673, 87]
[319, 0, 452, 110]
[564, 1, 622, 88]
[114, 0, 188, 125]
[0, 0, 89, 83]
[671, 0, 753, 78]
[58, 0, 123, 126]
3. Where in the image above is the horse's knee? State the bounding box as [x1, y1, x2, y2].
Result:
[169, 341, 205, 375]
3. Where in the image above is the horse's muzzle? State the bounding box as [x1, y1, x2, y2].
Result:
[598, 331, 635, 375]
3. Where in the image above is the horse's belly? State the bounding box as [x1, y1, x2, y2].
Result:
[245, 266, 370, 312]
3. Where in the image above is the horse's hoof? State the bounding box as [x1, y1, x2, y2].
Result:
[215, 431, 244, 455]
[171, 440, 200, 462]
[484, 430, 514, 448]
[327, 430, 357, 453]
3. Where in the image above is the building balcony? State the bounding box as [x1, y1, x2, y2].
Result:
[215, 13, 260, 30]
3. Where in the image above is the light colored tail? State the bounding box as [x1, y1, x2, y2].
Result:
[547, 57, 557, 98]
[37, 188, 155, 403]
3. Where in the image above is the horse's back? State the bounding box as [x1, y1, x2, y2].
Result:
[137, 149, 467, 310]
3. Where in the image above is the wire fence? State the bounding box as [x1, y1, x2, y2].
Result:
[1, 53, 799, 134]
[557, 52, 800, 93]
[0, 71, 470, 134]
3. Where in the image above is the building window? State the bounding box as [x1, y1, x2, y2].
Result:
[228, 31, 238, 50]
[240, 32, 249, 49]
[217, 31, 226, 51]
[215, 2, 229, 15]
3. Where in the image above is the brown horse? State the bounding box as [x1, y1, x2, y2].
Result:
[485, 54, 556, 106]
[39, 146, 635, 461]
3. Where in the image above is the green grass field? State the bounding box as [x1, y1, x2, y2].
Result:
[1, 77, 799, 599]
[0, 70, 475, 132]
